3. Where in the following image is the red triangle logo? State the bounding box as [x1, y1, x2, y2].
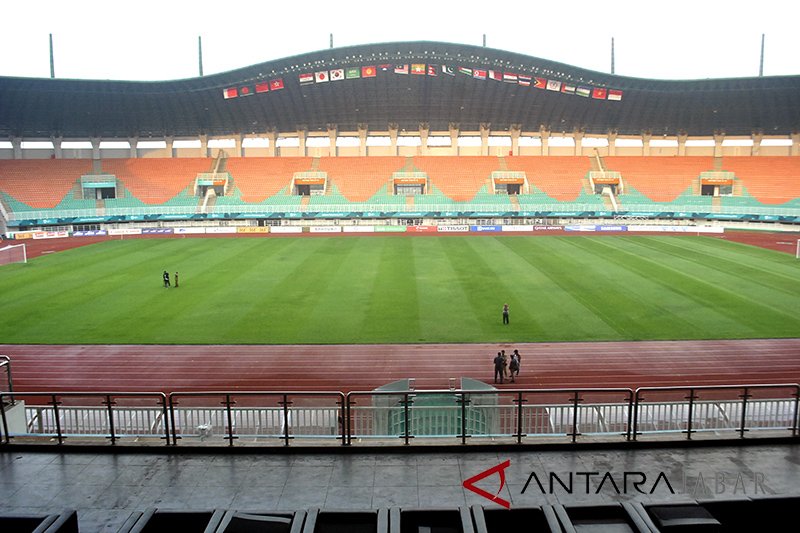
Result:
[462, 460, 511, 509]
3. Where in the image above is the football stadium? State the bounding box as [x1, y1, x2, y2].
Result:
[1, 35, 800, 531]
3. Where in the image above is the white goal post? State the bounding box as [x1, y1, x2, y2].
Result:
[0, 243, 27, 266]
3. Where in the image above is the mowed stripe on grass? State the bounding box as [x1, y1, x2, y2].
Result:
[0, 235, 797, 344]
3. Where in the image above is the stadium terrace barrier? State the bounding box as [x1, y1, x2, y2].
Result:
[6, 201, 800, 225]
[2, 384, 799, 448]
[168, 391, 346, 447]
[632, 384, 800, 441]
[0, 356, 13, 404]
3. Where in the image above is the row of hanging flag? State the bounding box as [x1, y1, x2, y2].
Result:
[223, 63, 623, 102]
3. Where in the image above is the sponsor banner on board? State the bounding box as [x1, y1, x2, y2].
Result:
[33, 230, 69, 239]
[564, 225, 599, 232]
[204, 227, 238, 234]
[343, 226, 376, 233]
[374, 226, 407, 232]
[533, 226, 564, 231]
[309, 226, 342, 233]
[502, 225, 535, 232]
[141, 228, 174, 234]
[438, 225, 470, 233]
[626, 225, 724, 234]
[72, 230, 108, 237]
[407, 225, 438, 233]
[471, 225, 502, 232]
[108, 228, 142, 236]
[236, 227, 269, 233]
[597, 225, 628, 232]
[270, 226, 303, 234]
[174, 227, 206, 235]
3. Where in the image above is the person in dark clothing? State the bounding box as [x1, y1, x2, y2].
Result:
[163, 270, 170, 288]
[509, 352, 520, 383]
[511, 349, 521, 380]
[175, 271, 179, 288]
[493, 352, 505, 384]
[502, 303, 509, 324]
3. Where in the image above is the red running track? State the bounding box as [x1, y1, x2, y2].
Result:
[2, 339, 799, 394]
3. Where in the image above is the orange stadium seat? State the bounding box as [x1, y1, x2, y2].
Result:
[317, 156, 405, 202]
[720, 156, 800, 204]
[0, 159, 94, 208]
[504, 156, 592, 201]
[225, 157, 313, 202]
[604, 156, 714, 202]
[412, 156, 501, 202]
[101, 158, 212, 204]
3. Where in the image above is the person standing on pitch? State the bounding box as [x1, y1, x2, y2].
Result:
[163, 270, 170, 288]
[509, 351, 520, 383]
[175, 271, 179, 288]
[502, 303, 510, 324]
[493, 352, 505, 384]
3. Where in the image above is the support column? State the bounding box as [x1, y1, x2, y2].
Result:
[713, 132, 725, 158]
[388, 124, 399, 156]
[52, 137, 63, 159]
[265, 130, 277, 157]
[327, 125, 338, 157]
[128, 137, 138, 158]
[480, 123, 491, 156]
[12, 137, 22, 159]
[539, 127, 550, 156]
[165, 137, 175, 158]
[90, 137, 101, 160]
[677, 132, 688, 156]
[573, 129, 584, 156]
[449, 123, 460, 156]
[419, 123, 429, 156]
[750, 133, 763, 156]
[234, 134, 243, 157]
[791, 133, 800, 156]
[510, 125, 521, 156]
[297, 129, 307, 157]
[607, 131, 617, 156]
[641, 132, 652, 156]
[199, 135, 209, 158]
[358, 124, 368, 157]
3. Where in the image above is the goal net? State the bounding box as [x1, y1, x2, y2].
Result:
[0, 243, 27, 266]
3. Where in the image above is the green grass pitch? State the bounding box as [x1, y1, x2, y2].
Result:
[1, 235, 798, 344]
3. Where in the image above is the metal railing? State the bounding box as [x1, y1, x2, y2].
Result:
[0, 391, 169, 445]
[168, 391, 346, 446]
[1, 384, 798, 447]
[0, 356, 13, 405]
[9, 200, 797, 222]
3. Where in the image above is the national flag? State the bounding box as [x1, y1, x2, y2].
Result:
[239, 85, 254, 97]
[560, 83, 576, 95]
[488, 70, 502, 81]
[473, 69, 487, 80]
[346, 67, 360, 79]
[411, 64, 426, 75]
[459, 66, 473, 76]
[270, 78, 284, 90]
[442, 65, 455, 76]
[533, 77, 547, 89]
[546, 79, 561, 92]
[518, 75, 531, 86]
[394, 64, 409, 74]
[315, 70, 329, 83]
[330, 68, 344, 81]
[299, 73, 314, 84]
[576, 86, 591, 97]
[427, 64, 438, 76]
[362, 66, 377, 78]
[592, 87, 608, 99]
[223, 87, 238, 99]
[255, 81, 270, 94]
[379, 64, 392, 71]
[503, 72, 518, 83]
[607, 89, 623, 101]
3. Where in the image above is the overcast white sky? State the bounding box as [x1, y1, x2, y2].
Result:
[1, 0, 798, 82]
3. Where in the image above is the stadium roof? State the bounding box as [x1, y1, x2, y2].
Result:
[1, 41, 799, 140]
